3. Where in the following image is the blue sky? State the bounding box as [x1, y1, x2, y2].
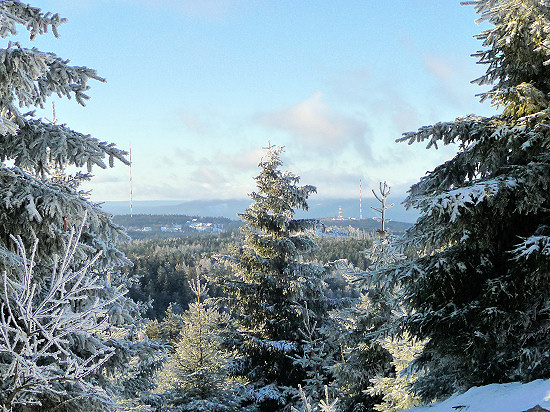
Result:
[19, 1, 497, 203]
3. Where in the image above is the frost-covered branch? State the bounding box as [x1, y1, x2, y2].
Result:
[0, 164, 129, 271]
[0, 0, 67, 40]
[0, 216, 125, 410]
[291, 385, 339, 412]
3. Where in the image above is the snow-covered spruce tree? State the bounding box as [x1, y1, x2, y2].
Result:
[0, 1, 129, 270]
[365, 333, 423, 412]
[393, 0, 550, 400]
[0, 2, 162, 410]
[217, 145, 329, 411]
[155, 271, 247, 411]
[291, 303, 334, 409]
[0, 220, 119, 410]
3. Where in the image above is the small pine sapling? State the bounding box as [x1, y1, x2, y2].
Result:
[366, 333, 424, 412]
[371, 182, 393, 238]
[291, 385, 339, 412]
[156, 268, 247, 411]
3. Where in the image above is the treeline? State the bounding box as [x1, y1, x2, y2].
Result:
[320, 218, 411, 233]
[120, 229, 374, 320]
[114, 214, 234, 228]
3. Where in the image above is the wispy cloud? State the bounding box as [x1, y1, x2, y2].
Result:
[327, 66, 372, 103]
[90, 174, 124, 184]
[424, 55, 455, 83]
[215, 147, 263, 171]
[133, 164, 254, 200]
[179, 111, 210, 136]
[300, 168, 379, 199]
[423, 53, 484, 113]
[256, 91, 371, 157]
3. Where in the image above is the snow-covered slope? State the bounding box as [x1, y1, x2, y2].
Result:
[406, 379, 550, 412]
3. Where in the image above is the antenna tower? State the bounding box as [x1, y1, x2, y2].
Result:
[129, 145, 133, 218]
[360, 179, 363, 220]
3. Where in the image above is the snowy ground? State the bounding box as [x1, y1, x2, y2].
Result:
[405, 379, 550, 412]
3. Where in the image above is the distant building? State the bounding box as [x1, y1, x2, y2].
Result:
[136, 226, 152, 232]
[161, 224, 183, 232]
[188, 221, 224, 233]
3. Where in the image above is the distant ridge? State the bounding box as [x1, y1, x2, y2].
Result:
[99, 198, 420, 224]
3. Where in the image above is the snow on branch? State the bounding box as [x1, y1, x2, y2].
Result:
[397, 115, 488, 149]
[9, 117, 130, 177]
[414, 176, 516, 222]
[512, 233, 550, 260]
[0, 164, 129, 270]
[0, 0, 67, 40]
[0, 214, 125, 409]
[0, 45, 105, 119]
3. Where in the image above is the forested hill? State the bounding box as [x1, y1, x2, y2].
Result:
[112, 214, 241, 239]
[112, 213, 411, 240]
[102, 197, 420, 223]
[320, 217, 411, 233]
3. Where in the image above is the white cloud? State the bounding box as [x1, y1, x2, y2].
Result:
[214, 147, 263, 171]
[180, 111, 209, 135]
[422, 53, 491, 114]
[257, 91, 370, 157]
[424, 55, 455, 83]
[327, 66, 372, 103]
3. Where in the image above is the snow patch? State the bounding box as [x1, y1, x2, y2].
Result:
[405, 379, 550, 412]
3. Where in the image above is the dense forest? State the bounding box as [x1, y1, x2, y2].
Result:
[1, 1, 550, 411]
[119, 224, 383, 320]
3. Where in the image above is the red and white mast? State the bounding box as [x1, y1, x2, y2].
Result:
[129, 144, 133, 218]
[360, 179, 363, 220]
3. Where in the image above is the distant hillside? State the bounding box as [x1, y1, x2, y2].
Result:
[113, 214, 410, 235]
[101, 198, 420, 223]
[320, 218, 411, 233]
[112, 214, 242, 240]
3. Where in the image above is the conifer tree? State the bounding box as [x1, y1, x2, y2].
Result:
[0, 222, 117, 411]
[217, 145, 328, 411]
[329, 182, 404, 412]
[291, 385, 339, 412]
[0, 2, 129, 271]
[393, 0, 550, 400]
[291, 303, 333, 406]
[365, 333, 422, 412]
[155, 271, 246, 411]
[0, 2, 161, 409]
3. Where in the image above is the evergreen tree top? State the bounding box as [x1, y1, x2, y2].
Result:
[466, 0, 550, 108]
[396, 1, 550, 249]
[0, 0, 128, 177]
[240, 145, 318, 240]
[390, 1, 550, 399]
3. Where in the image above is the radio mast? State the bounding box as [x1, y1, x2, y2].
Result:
[360, 179, 363, 220]
[129, 145, 133, 218]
